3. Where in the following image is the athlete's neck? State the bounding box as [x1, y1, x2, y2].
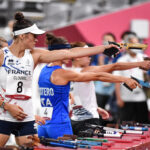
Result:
[9, 42, 26, 58]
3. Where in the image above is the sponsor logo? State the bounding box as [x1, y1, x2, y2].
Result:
[8, 59, 15, 65]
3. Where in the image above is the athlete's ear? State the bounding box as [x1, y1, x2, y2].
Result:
[18, 34, 25, 40]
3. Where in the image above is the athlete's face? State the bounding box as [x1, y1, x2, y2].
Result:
[77, 56, 91, 67]
[24, 33, 38, 49]
[103, 35, 115, 43]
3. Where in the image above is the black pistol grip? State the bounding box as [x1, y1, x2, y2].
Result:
[108, 41, 121, 48]
[123, 76, 140, 91]
[123, 83, 133, 91]
[103, 47, 119, 57]
[131, 76, 139, 83]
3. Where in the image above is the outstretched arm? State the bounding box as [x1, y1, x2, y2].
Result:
[52, 69, 140, 91]
[32, 44, 120, 66]
[82, 61, 150, 73]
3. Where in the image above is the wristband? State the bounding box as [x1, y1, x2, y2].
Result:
[0, 101, 5, 109]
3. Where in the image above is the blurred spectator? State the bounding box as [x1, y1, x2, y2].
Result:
[3, 20, 14, 45]
[95, 32, 118, 125]
[87, 42, 98, 66]
[0, 37, 8, 48]
[120, 30, 137, 43]
[114, 34, 149, 123]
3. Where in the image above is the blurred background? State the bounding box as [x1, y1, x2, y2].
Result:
[0, 0, 150, 52]
[0, 0, 149, 30]
[1, 0, 150, 145]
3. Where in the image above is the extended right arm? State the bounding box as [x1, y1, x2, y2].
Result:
[53, 69, 140, 90]
[32, 44, 120, 67]
[82, 61, 150, 73]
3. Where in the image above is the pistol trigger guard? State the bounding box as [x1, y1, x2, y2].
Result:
[131, 76, 139, 83]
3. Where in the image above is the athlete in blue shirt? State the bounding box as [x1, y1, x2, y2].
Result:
[38, 65, 72, 139]
[36, 33, 150, 139]
[37, 54, 143, 139]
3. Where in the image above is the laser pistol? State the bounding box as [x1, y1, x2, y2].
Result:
[123, 76, 150, 91]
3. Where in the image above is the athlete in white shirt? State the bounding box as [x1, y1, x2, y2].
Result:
[114, 50, 149, 123]
[70, 42, 150, 135]
[0, 12, 122, 146]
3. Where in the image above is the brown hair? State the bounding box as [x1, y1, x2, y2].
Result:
[70, 41, 86, 48]
[46, 32, 68, 46]
[13, 12, 33, 38]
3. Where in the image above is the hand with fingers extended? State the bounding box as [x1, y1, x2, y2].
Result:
[123, 77, 141, 91]
[4, 103, 27, 120]
[139, 60, 150, 71]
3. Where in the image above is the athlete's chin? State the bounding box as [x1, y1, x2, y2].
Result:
[28, 45, 35, 50]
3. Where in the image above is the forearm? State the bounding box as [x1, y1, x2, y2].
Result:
[75, 72, 127, 83]
[83, 61, 147, 73]
[68, 46, 106, 59]
[37, 46, 106, 63]
[96, 72, 128, 83]
[94, 61, 147, 73]
[90, 61, 145, 73]
[112, 61, 144, 71]
[37, 43, 120, 63]
[82, 65, 114, 73]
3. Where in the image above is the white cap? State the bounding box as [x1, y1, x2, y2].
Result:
[13, 24, 45, 36]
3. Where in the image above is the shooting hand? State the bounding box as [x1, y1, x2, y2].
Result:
[125, 77, 141, 89]
[139, 60, 150, 71]
[103, 44, 121, 57]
